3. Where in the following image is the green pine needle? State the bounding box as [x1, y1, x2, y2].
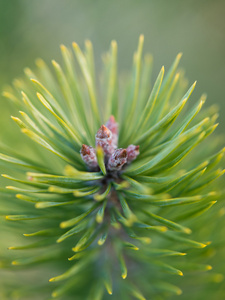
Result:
[0, 36, 224, 300]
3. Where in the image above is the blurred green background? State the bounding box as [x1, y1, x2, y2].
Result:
[0, 0, 225, 142]
[0, 1, 225, 299]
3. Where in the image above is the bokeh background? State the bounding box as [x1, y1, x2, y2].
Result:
[0, 1, 225, 299]
[0, 0, 225, 145]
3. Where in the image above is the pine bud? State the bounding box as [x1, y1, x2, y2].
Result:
[126, 144, 140, 163]
[80, 144, 98, 169]
[108, 148, 127, 171]
[95, 125, 114, 156]
[105, 115, 118, 148]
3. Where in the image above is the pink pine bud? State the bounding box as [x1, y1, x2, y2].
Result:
[126, 145, 140, 163]
[105, 115, 118, 136]
[105, 115, 118, 148]
[108, 148, 127, 171]
[80, 144, 98, 168]
[95, 125, 114, 156]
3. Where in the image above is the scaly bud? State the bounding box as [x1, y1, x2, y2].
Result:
[105, 115, 118, 149]
[80, 144, 98, 169]
[126, 145, 140, 163]
[108, 148, 127, 171]
[95, 125, 114, 156]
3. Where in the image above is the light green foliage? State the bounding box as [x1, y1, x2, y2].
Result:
[0, 36, 225, 300]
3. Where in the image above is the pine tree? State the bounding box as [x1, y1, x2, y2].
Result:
[0, 35, 224, 300]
